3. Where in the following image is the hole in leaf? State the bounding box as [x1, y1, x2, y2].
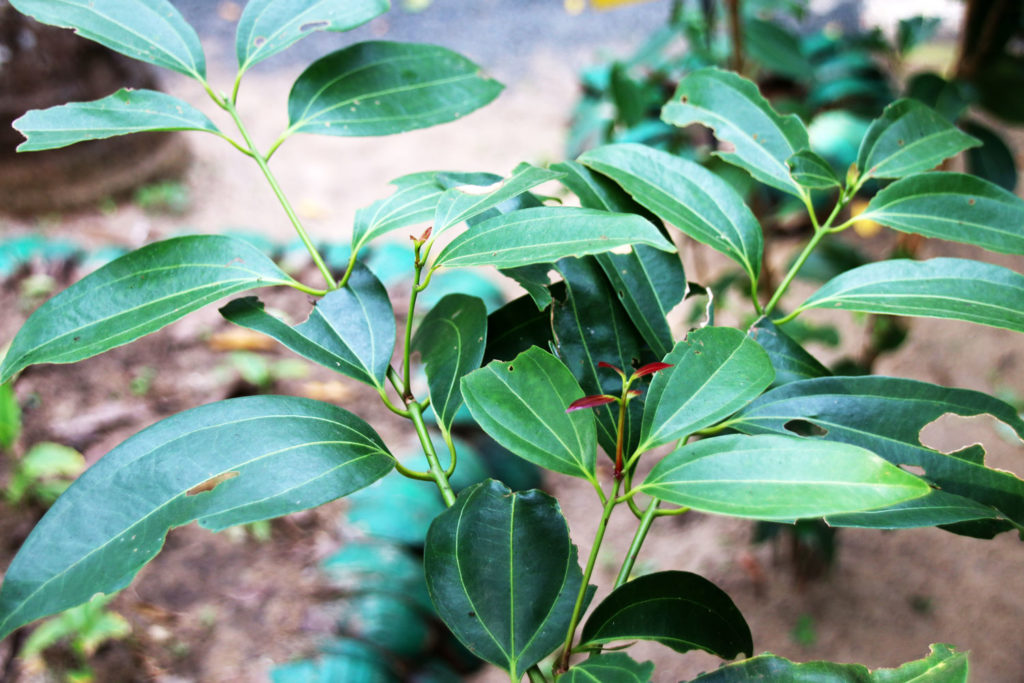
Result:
[187, 471, 240, 496]
[507, 365, 514, 372]
[300, 21, 330, 32]
[900, 464, 927, 476]
[784, 419, 828, 438]
[254, 36, 267, 47]
[919, 413, 990, 455]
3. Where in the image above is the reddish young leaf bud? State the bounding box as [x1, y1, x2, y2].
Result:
[566, 394, 618, 412]
[632, 361, 673, 377]
[597, 361, 624, 374]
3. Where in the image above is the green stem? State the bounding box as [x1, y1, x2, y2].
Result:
[403, 243, 429, 394]
[762, 227, 827, 317]
[614, 499, 659, 588]
[409, 402, 456, 507]
[284, 279, 328, 297]
[222, 100, 337, 291]
[559, 478, 621, 672]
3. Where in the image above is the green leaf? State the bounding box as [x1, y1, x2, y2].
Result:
[412, 294, 487, 431]
[579, 571, 752, 659]
[579, 143, 762, 282]
[433, 207, 673, 270]
[220, 262, 394, 389]
[962, 120, 1018, 192]
[236, 0, 388, 74]
[728, 376, 1024, 527]
[856, 99, 980, 180]
[0, 395, 394, 640]
[748, 317, 830, 387]
[553, 159, 685, 358]
[9, 0, 205, 80]
[661, 68, 809, 197]
[552, 258, 648, 460]
[13, 89, 220, 152]
[787, 149, 842, 190]
[743, 17, 810, 80]
[424, 479, 582, 681]
[559, 653, 654, 683]
[639, 327, 774, 452]
[639, 434, 930, 521]
[287, 41, 502, 137]
[461, 347, 597, 481]
[792, 258, 1024, 333]
[433, 163, 562, 232]
[482, 291, 555, 364]
[897, 16, 942, 56]
[0, 236, 292, 384]
[685, 643, 968, 682]
[857, 173, 1024, 255]
[825, 490, 1001, 529]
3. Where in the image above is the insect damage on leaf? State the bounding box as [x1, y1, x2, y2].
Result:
[186, 471, 240, 496]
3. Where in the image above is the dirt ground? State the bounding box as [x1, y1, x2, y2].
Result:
[1, 4, 1024, 682]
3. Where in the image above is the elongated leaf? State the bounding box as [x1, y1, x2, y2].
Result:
[554, 159, 685, 358]
[560, 653, 654, 683]
[13, 89, 220, 152]
[639, 434, 930, 521]
[580, 143, 762, 281]
[728, 376, 1024, 526]
[434, 163, 562, 232]
[433, 207, 673, 269]
[661, 68, 809, 197]
[0, 395, 394, 640]
[825, 490, 1000, 529]
[236, 0, 387, 74]
[287, 41, 502, 137]
[553, 258, 648, 460]
[579, 571, 752, 659]
[424, 480, 582, 681]
[461, 347, 597, 481]
[857, 173, 1024, 255]
[220, 262, 394, 389]
[856, 99, 980, 180]
[412, 294, 487, 431]
[685, 644, 968, 682]
[793, 258, 1024, 333]
[747, 317, 830, 387]
[10, 0, 205, 79]
[0, 236, 292, 384]
[787, 149, 841, 190]
[639, 327, 774, 452]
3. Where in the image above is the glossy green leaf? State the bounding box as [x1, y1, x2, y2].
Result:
[579, 143, 762, 281]
[424, 479, 582, 681]
[0, 395, 395, 640]
[461, 347, 597, 481]
[787, 149, 841, 190]
[579, 571, 752, 659]
[0, 382, 21, 451]
[482, 291, 555, 364]
[554, 159, 685, 358]
[236, 0, 388, 74]
[0, 236, 292, 384]
[857, 173, 1024, 255]
[433, 207, 673, 269]
[9, 0, 205, 79]
[639, 327, 774, 452]
[661, 68, 809, 197]
[287, 41, 502, 137]
[433, 163, 562, 232]
[825, 490, 1000, 529]
[220, 262, 394, 389]
[685, 643, 968, 682]
[747, 317, 830, 387]
[639, 434, 930, 521]
[856, 99, 980, 180]
[728, 376, 1024, 526]
[13, 89, 220, 152]
[962, 120, 1018, 192]
[559, 653, 654, 683]
[552, 258, 648, 460]
[793, 258, 1024, 333]
[412, 294, 487, 431]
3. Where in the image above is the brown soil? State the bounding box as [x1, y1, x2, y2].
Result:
[0, 34, 1023, 683]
